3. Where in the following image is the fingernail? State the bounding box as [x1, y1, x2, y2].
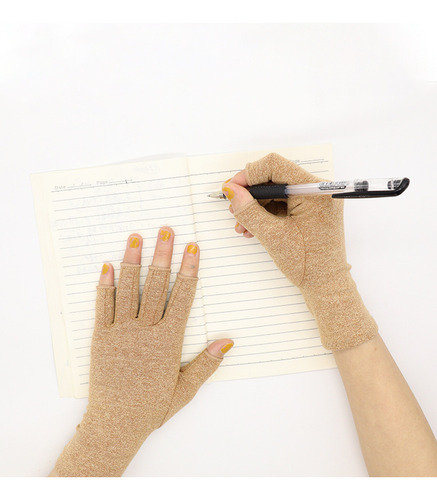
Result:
[187, 243, 198, 255]
[130, 237, 140, 249]
[235, 222, 240, 230]
[101, 263, 109, 274]
[222, 187, 234, 200]
[223, 177, 232, 184]
[221, 342, 234, 354]
[160, 229, 171, 242]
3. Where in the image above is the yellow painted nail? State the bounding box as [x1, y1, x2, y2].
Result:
[160, 230, 171, 242]
[222, 187, 234, 200]
[130, 237, 139, 248]
[235, 222, 240, 229]
[102, 263, 109, 275]
[224, 178, 232, 183]
[221, 342, 234, 354]
[187, 244, 198, 255]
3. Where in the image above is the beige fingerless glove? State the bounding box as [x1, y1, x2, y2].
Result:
[54, 263, 222, 476]
[233, 153, 378, 351]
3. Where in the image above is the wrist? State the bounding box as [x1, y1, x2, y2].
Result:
[54, 409, 152, 477]
[301, 269, 378, 351]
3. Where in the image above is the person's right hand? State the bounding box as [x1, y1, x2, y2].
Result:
[222, 152, 378, 351]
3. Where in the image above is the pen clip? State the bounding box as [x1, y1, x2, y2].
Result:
[332, 178, 410, 199]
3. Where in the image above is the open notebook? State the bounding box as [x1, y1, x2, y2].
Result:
[32, 145, 336, 398]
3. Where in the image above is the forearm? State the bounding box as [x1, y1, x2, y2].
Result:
[334, 332, 437, 476]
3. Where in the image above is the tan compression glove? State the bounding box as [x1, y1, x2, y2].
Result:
[54, 263, 223, 477]
[229, 153, 378, 351]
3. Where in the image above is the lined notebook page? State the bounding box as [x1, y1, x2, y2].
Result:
[187, 145, 336, 381]
[32, 157, 208, 398]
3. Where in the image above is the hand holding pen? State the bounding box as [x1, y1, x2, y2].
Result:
[213, 152, 380, 350]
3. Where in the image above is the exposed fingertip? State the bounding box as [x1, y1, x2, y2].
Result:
[179, 242, 200, 278]
[186, 242, 199, 256]
[223, 182, 253, 211]
[123, 233, 143, 264]
[128, 233, 143, 248]
[152, 226, 174, 268]
[222, 186, 235, 200]
[99, 262, 114, 285]
[207, 339, 234, 359]
[158, 226, 174, 243]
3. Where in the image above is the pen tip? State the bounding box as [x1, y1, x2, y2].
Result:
[207, 191, 226, 199]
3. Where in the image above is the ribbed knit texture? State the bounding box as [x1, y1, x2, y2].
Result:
[233, 152, 378, 350]
[54, 263, 222, 476]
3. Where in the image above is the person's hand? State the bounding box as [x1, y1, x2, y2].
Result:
[222, 153, 377, 350]
[53, 229, 233, 477]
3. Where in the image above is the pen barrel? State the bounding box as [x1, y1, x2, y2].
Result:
[248, 184, 288, 199]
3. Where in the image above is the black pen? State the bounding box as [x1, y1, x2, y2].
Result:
[208, 177, 410, 200]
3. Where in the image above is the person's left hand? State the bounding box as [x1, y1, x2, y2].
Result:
[52, 228, 233, 476]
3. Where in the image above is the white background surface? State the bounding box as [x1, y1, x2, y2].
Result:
[1, 24, 436, 477]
